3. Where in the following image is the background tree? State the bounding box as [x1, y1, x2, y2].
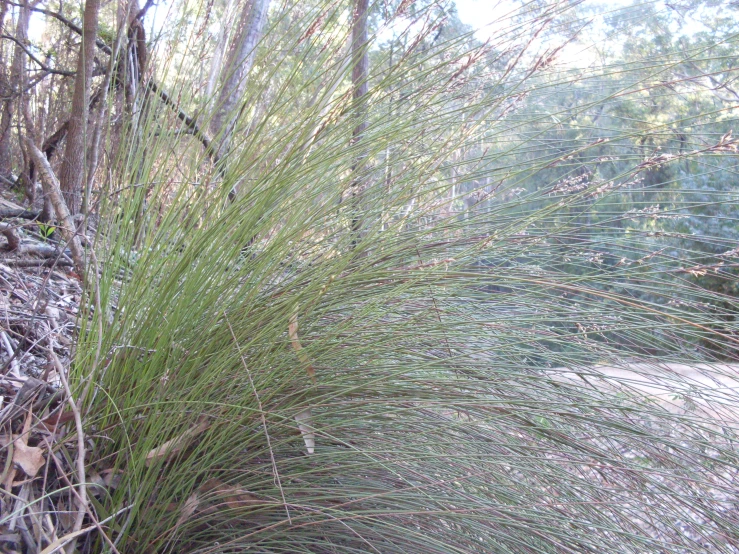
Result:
[58, 0, 101, 214]
[209, 0, 271, 161]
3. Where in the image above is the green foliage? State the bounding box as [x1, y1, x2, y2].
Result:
[37, 223, 55, 240]
[69, 0, 739, 552]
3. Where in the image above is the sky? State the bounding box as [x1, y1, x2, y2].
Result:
[26, 0, 714, 67]
[454, 0, 523, 39]
[451, 0, 712, 67]
[454, 0, 712, 39]
[376, 0, 633, 67]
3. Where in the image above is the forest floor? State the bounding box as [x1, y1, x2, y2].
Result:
[0, 192, 82, 552]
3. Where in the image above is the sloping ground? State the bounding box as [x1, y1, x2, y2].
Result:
[546, 362, 739, 425]
[0, 194, 83, 552]
[0, 185, 738, 552]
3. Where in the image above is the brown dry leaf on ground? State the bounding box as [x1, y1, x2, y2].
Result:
[174, 492, 200, 529]
[8, 410, 45, 484]
[145, 417, 211, 465]
[11, 439, 45, 479]
[198, 479, 263, 512]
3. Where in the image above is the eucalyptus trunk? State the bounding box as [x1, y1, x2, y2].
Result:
[0, 0, 10, 179]
[206, 0, 238, 100]
[59, 0, 101, 214]
[350, 0, 369, 247]
[0, 0, 30, 181]
[209, 0, 270, 161]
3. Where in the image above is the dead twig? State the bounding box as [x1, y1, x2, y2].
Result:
[48, 351, 87, 554]
[25, 140, 85, 275]
[76, 249, 103, 410]
[43, 446, 123, 554]
[0, 331, 20, 376]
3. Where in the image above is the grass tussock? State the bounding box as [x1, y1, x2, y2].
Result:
[54, 0, 739, 552]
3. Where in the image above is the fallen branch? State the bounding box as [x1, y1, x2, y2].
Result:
[25, 140, 85, 275]
[147, 81, 219, 163]
[13, 241, 70, 259]
[0, 209, 41, 220]
[4, 258, 74, 268]
[0, 222, 20, 250]
[0, 237, 72, 260]
[49, 351, 87, 550]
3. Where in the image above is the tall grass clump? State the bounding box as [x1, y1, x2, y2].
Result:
[71, 0, 739, 552]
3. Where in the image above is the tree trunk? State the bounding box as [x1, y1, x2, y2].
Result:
[206, 0, 238, 100]
[0, 0, 30, 181]
[209, 0, 270, 160]
[0, 0, 12, 178]
[58, 0, 101, 215]
[350, 0, 369, 248]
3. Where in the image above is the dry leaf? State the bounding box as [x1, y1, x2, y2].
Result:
[145, 418, 210, 465]
[9, 410, 45, 479]
[89, 469, 105, 489]
[12, 440, 45, 478]
[39, 526, 92, 554]
[89, 468, 123, 492]
[199, 479, 262, 512]
[174, 492, 200, 529]
[101, 468, 123, 489]
[39, 410, 74, 433]
[288, 311, 316, 383]
[294, 408, 315, 454]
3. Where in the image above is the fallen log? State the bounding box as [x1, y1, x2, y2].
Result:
[0, 209, 41, 220]
[4, 258, 74, 268]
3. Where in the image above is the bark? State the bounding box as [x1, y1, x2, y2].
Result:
[206, 0, 237, 99]
[0, 1, 8, 52]
[350, 0, 369, 248]
[26, 122, 68, 222]
[86, 0, 139, 215]
[209, 0, 270, 160]
[58, 0, 101, 214]
[0, 208, 40, 219]
[0, 0, 12, 177]
[351, 0, 369, 140]
[0, 0, 30, 180]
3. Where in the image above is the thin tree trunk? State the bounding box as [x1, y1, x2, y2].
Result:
[58, 0, 101, 215]
[206, 0, 237, 100]
[209, 0, 270, 161]
[0, 0, 12, 178]
[85, 0, 137, 217]
[0, 0, 30, 181]
[350, 0, 369, 248]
